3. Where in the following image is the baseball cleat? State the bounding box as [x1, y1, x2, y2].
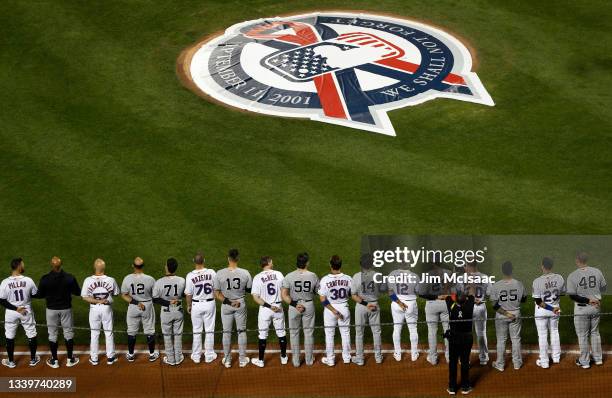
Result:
[29, 356, 41, 367]
[552, 359, 560, 364]
[375, 355, 384, 364]
[125, 353, 135, 362]
[427, 357, 438, 366]
[46, 358, 60, 369]
[575, 359, 590, 369]
[163, 356, 175, 366]
[351, 357, 364, 366]
[343, 358, 351, 364]
[251, 358, 265, 368]
[492, 363, 504, 372]
[149, 352, 160, 362]
[280, 355, 288, 365]
[513, 363, 522, 370]
[393, 352, 402, 362]
[106, 356, 117, 365]
[536, 359, 549, 369]
[411, 353, 420, 362]
[461, 386, 473, 395]
[306, 359, 314, 366]
[447, 388, 457, 395]
[66, 357, 80, 367]
[222, 356, 232, 368]
[205, 352, 218, 363]
[2, 359, 17, 369]
[321, 357, 335, 367]
[595, 360, 603, 366]
[176, 354, 185, 365]
[479, 360, 488, 366]
[191, 355, 201, 364]
[238, 357, 250, 368]
[88, 358, 99, 366]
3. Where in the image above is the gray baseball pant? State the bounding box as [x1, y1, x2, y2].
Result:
[288, 301, 315, 367]
[354, 302, 382, 362]
[495, 311, 522, 368]
[574, 304, 602, 366]
[425, 300, 449, 363]
[46, 308, 74, 342]
[221, 301, 247, 359]
[161, 308, 183, 364]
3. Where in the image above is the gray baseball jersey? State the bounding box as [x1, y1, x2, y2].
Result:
[567, 266, 607, 300]
[153, 276, 186, 309]
[418, 267, 455, 296]
[121, 273, 156, 301]
[457, 272, 492, 302]
[490, 278, 525, 311]
[386, 269, 419, 301]
[351, 270, 383, 301]
[215, 267, 252, 299]
[282, 269, 319, 301]
[532, 273, 565, 306]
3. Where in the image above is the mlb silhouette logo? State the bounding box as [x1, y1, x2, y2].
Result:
[263, 32, 404, 82]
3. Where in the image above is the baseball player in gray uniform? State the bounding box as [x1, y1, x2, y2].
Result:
[351, 254, 384, 365]
[490, 261, 526, 371]
[121, 257, 159, 362]
[214, 248, 252, 368]
[418, 262, 454, 365]
[567, 252, 607, 368]
[458, 262, 493, 365]
[281, 252, 319, 367]
[532, 257, 564, 368]
[153, 258, 186, 366]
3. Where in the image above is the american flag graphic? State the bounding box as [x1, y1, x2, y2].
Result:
[263, 33, 404, 82]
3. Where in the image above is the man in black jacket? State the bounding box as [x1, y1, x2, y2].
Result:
[445, 285, 475, 395]
[34, 257, 81, 368]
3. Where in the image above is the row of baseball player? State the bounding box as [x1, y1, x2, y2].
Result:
[0, 250, 606, 371]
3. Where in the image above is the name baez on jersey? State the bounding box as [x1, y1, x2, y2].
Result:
[374, 272, 495, 284]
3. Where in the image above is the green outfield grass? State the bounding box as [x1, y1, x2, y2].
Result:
[1, 0, 611, 347]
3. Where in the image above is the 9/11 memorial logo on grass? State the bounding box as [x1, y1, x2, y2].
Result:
[183, 12, 494, 136]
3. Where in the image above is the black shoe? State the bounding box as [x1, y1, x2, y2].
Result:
[447, 388, 457, 395]
[462, 386, 473, 395]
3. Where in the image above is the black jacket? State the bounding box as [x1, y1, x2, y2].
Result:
[34, 270, 81, 310]
[446, 295, 475, 334]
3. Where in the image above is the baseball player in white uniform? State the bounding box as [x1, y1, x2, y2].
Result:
[153, 257, 186, 366]
[532, 257, 564, 368]
[81, 258, 120, 366]
[319, 255, 352, 366]
[387, 265, 420, 362]
[185, 252, 218, 364]
[0, 258, 40, 368]
[251, 256, 288, 367]
[121, 257, 158, 362]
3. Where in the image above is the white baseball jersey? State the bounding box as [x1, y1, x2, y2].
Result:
[81, 275, 120, 303]
[185, 268, 218, 301]
[318, 273, 352, 304]
[252, 269, 284, 304]
[532, 273, 565, 306]
[0, 275, 37, 307]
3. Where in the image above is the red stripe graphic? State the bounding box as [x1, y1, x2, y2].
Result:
[313, 74, 347, 119]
